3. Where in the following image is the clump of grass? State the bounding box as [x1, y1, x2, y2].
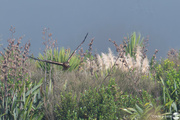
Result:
[41, 69, 105, 119]
[82, 32, 150, 76]
[28, 31, 168, 119]
[41, 67, 160, 119]
[83, 45, 150, 75]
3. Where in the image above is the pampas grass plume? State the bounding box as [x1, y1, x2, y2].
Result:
[135, 45, 142, 69]
[102, 53, 109, 70]
[108, 48, 115, 68]
[127, 53, 134, 69]
[142, 56, 149, 74]
[96, 54, 103, 70]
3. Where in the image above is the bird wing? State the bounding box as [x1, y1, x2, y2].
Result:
[67, 33, 88, 62]
[28, 56, 64, 66]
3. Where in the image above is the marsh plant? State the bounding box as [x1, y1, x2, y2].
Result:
[84, 45, 149, 75]
[37, 47, 81, 72]
[83, 32, 150, 77]
[124, 32, 149, 58]
[0, 27, 43, 120]
[122, 102, 162, 120]
[2, 27, 180, 120]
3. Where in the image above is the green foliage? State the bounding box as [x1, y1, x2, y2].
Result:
[0, 34, 44, 120]
[0, 79, 44, 120]
[125, 32, 144, 57]
[78, 86, 117, 119]
[55, 82, 118, 119]
[154, 59, 180, 113]
[160, 77, 179, 114]
[122, 102, 162, 120]
[55, 92, 78, 120]
[155, 59, 176, 79]
[37, 47, 81, 71]
[54, 79, 156, 119]
[4, 30, 180, 119]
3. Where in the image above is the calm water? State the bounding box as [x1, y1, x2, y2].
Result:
[0, 0, 180, 59]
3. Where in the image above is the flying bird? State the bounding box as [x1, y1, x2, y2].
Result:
[28, 33, 88, 70]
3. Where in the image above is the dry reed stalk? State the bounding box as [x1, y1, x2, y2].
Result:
[167, 48, 178, 58]
[88, 38, 95, 75]
[41, 28, 57, 91]
[78, 48, 87, 71]
[109, 38, 120, 52]
[109, 39, 129, 69]
[167, 48, 179, 66]
[142, 35, 149, 59]
[151, 49, 158, 69]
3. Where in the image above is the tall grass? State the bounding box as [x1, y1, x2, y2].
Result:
[125, 32, 144, 58]
[83, 45, 150, 75]
[1, 27, 180, 119]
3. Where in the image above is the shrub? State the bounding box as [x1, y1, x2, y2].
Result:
[37, 47, 81, 72]
[0, 28, 44, 120]
[53, 78, 156, 119]
[155, 59, 180, 113]
[55, 92, 78, 120]
[122, 102, 162, 120]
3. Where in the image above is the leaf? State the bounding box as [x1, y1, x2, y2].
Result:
[121, 108, 133, 114]
[135, 104, 143, 114]
[27, 100, 33, 118]
[171, 102, 177, 112]
[26, 83, 42, 97]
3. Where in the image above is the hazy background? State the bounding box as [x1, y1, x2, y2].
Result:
[0, 1, 180, 59]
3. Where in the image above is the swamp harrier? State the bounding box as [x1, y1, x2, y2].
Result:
[28, 33, 88, 70]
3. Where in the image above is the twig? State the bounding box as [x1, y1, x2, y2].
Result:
[98, 53, 121, 90]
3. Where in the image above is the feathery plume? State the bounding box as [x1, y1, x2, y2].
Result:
[135, 45, 142, 69]
[108, 48, 115, 68]
[95, 54, 103, 70]
[101, 53, 109, 70]
[142, 56, 149, 74]
[127, 53, 134, 69]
